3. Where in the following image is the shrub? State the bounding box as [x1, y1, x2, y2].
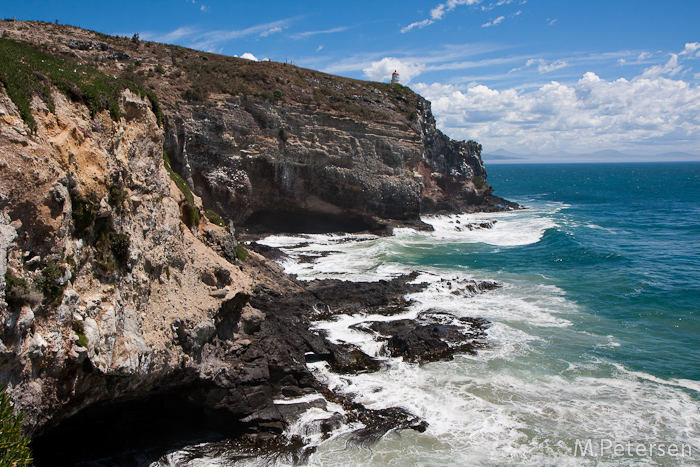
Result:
[108, 186, 127, 210]
[473, 176, 486, 190]
[204, 209, 224, 227]
[4, 271, 28, 308]
[0, 383, 33, 467]
[95, 230, 130, 272]
[70, 194, 97, 238]
[36, 260, 65, 304]
[72, 321, 88, 348]
[181, 202, 199, 229]
[236, 244, 248, 262]
[163, 152, 199, 228]
[182, 85, 207, 102]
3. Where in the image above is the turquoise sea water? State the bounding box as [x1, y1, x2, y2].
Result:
[484, 162, 700, 382]
[160, 162, 700, 466]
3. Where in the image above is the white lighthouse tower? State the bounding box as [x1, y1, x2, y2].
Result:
[391, 70, 400, 84]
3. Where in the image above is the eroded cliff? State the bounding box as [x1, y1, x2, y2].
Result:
[0, 21, 513, 464]
[1, 21, 514, 235]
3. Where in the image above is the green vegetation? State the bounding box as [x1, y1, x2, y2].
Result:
[182, 85, 207, 102]
[204, 209, 225, 227]
[95, 229, 130, 271]
[0, 37, 163, 132]
[472, 176, 486, 190]
[0, 384, 33, 467]
[163, 152, 199, 228]
[72, 321, 88, 348]
[70, 193, 98, 238]
[70, 192, 131, 273]
[236, 244, 249, 262]
[466, 140, 483, 153]
[4, 271, 29, 308]
[36, 260, 65, 304]
[108, 186, 127, 211]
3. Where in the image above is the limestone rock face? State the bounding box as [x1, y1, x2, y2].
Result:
[0, 86, 254, 432]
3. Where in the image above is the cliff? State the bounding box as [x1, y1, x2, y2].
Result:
[1, 21, 514, 234]
[0, 21, 513, 463]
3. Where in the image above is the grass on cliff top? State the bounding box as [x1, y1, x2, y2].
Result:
[0, 37, 163, 132]
[1, 20, 417, 124]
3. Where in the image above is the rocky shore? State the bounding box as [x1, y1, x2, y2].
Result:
[0, 20, 516, 465]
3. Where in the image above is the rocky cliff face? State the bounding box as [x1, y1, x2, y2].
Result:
[0, 21, 511, 236]
[0, 21, 513, 463]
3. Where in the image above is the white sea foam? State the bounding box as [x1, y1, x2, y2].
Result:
[418, 207, 562, 246]
[174, 202, 700, 467]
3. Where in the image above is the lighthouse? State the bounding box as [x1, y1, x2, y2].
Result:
[391, 70, 400, 84]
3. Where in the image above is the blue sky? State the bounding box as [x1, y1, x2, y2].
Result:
[4, 0, 700, 158]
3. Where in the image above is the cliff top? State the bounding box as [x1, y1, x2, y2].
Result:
[0, 20, 421, 126]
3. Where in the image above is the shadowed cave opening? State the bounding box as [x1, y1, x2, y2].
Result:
[31, 388, 249, 466]
[243, 209, 376, 234]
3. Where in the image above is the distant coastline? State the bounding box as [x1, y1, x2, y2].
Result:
[482, 150, 700, 164]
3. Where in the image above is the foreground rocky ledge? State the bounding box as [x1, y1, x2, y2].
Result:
[29, 243, 499, 465]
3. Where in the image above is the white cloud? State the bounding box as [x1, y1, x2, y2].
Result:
[402, 0, 482, 32]
[482, 16, 505, 27]
[431, 0, 482, 20]
[316, 45, 324, 52]
[413, 71, 700, 154]
[362, 57, 426, 84]
[548, 18, 557, 26]
[140, 26, 198, 43]
[638, 51, 652, 61]
[481, 0, 512, 11]
[200, 5, 210, 12]
[260, 27, 282, 37]
[680, 42, 700, 57]
[401, 19, 434, 33]
[190, 19, 292, 50]
[642, 54, 682, 78]
[292, 26, 349, 39]
[526, 58, 569, 73]
[240, 52, 258, 61]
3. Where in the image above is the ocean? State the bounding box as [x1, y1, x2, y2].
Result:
[160, 162, 700, 466]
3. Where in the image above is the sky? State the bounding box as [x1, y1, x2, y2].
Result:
[3, 0, 700, 160]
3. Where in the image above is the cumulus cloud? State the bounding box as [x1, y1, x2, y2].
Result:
[482, 16, 505, 27]
[362, 57, 426, 84]
[200, 5, 210, 12]
[240, 52, 259, 61]
[413, 71, 700, 154]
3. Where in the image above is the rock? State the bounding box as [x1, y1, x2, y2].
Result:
[25, 333, 48, 360]
[50, 183, 68, 205]
[16, 306, 34, 334]
[240, 305, 264, 334]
